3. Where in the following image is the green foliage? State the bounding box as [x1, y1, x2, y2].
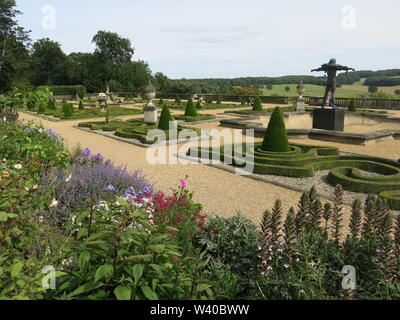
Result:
[184, 98, 198, 117]
[196, 100, 203, 109]
[252, 96, 263, 112]
[47, 98, 56, 110]
[174, 114, 216, 123]
[158, 104, 173, 130]
[63, 103, 74, 118]
[348, 98, 357, 112]
[175, 95, 181, 105]
[216, 96, 221, 105]
[39, 85, 86, 98]
[261, 107, 290, 152]
[78, 100, 84, 110]
[198, 213, 261, 298]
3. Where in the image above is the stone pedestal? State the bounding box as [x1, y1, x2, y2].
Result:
[144, 105, 157, 124]
[312, 108, 345, 131]
[295, 97, 305, 112]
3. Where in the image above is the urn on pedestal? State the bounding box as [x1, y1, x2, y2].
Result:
[143, 82, 158, 124]
[98, 93, 107, 112]
[295, 81, 305, 112]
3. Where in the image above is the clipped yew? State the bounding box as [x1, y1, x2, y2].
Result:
[184, 98, 198, 117]
[253, 97, 263, 112]
[261, 106, 291, 152]
[79, 100, 84, 110]
[158, 104, 174, 130]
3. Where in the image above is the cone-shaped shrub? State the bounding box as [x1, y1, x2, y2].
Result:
[216, 96, 221, 105]
[47, 98, 56, 110]
[61, 98, 68, 114]
[64, 103, 74, 118]
[184, 98, 198, 117]
[78, 100, 84, 110]
[261, 106, 290, 152]
[253, 97, 263, 111]
[175, 95, 181, 105]
[158, 104, 174, 130]
[348, 98, 357, 112]
[196, 100, 203, 109]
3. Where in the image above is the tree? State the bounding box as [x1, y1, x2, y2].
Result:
[78, 100, 84, 110]
[252, 97, 263, 112]
[154, 72, 171, 93]
[184, 98, 198, 117]
[0, 0, 31, 92]
[368, 85, 378, 94]
[395, 90, 400, 96]
[92, 31, 134, 82]
[266, 84, 273, 90]
[261, 107, 290, 152]
[30, 38, 68, 86]
[158, 104, 174, 130]
[47, 97, 56, 110]
[285, 86, 291, 92]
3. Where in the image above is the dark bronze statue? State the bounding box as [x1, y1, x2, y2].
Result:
[311, 59, 355, 108]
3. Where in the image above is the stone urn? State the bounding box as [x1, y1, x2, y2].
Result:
[98, 92, 107, 112]
[143, 82, 157, 124]
[295, 81, 306, 112]
[297, 81, 305, 98]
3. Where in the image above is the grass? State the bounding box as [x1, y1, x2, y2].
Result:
[160, 101, 243, 110]
[28, 105, 143, 120]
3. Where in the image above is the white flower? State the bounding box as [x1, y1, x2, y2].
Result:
[37, 128, 43, 133]
[14, 164, 22, 170]
[49, 199, 58, 208]
[3, 117, 6, 122]
[2, 159, 6, 162]
[65, 174, 72, 183]
[284, 264, 290, 269]
[32, 185, 38, 190]
[267, 266, 273, 271]
[24, 187, 29, 191]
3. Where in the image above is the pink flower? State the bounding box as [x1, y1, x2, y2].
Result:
[180, 179, 187, 189]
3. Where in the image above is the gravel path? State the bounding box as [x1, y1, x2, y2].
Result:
[20, 108, 400, 228]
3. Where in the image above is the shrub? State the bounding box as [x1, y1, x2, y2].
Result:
[348, 98, 357, 112]
[252, 97, 263, 112]
[216, 96, 221, 105]
[184, 98, 198, 117]
[158, 98, 164, 105]
[261, 107, 290, 152]
[39, 85, 86, 98]
[37, 103, 46, 114]
[175, 95, 181, 105]
[47, 97, 56, 110]
[198, 213, 260, 298]
[158, 104, 173, 130]
[196, 100, 203, 109]
[78, 100, 84, 110]
[63, 103, 74, 118]
[39, 149, 153, 223]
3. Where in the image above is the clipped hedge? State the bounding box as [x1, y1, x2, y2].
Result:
[175, 114, 216, 122]
[380, 191, 400, 210]
[39, 85, 87, 98]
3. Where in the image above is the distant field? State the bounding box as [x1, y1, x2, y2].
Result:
[260, 84, 366, 98]
[260, 79, 400, 98]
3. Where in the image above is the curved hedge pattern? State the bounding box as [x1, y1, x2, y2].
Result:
[188, 142, 400, 209]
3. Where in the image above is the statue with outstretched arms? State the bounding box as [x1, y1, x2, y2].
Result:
[311, 58, 355, 108]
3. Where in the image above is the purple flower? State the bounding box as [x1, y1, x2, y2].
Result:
[24, 127, 30, 132]
[180, 179, 187, 189]
[123, 186, 136, 197]
[82, 148, 91, 157]
[104, 184, 116, 192]
[138, 186, 153, 196]
[91, 153, 104, 162]
[47, 129, 58, 136]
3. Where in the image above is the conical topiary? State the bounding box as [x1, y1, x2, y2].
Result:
[61, 98, 68, 114]
[348, 98, 356, 112]
[37, 104, 46, 114]
[261, 107, 291, 152]
[63, 103, 74, 118]
[47, 98, 56, 110]
[175, 95, 181, 105]
[196, 100, 203, 109]
[253, 97, 263, 112]
[184, 98, 198, 117]
[78, 100, 84, 110]
[158, 104, 174, 130]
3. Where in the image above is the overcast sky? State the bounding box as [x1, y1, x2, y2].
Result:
[16, 0, 400, 79]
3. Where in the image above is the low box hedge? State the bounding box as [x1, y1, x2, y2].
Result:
[175, 114, 216, 122]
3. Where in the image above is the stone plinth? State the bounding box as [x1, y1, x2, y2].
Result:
[312, 108, 345, 131]
[144, 105, 157, 124]
[295, 97, 305, 112]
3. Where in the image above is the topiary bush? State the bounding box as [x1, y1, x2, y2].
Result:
[184, 98, 198, 117]
[158, 104, 174, 130]
[78, 100, 84, 110]
[261, 106, 290, 152]
[348, 98, 357, 112]
[196, 100, 203, 109]
[63, 103, 74, 118]
[175, 95, 181, 105]
[252, 96, 263, 112]
[47, 98, 56, 110]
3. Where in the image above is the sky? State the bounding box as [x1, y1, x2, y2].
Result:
[15, 0, 400, 79]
